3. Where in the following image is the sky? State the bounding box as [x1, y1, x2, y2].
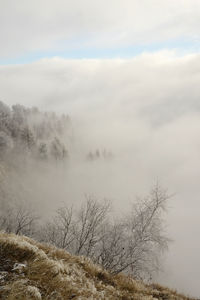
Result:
[1, 0, 200, 297]
[1, 0, 200, 62]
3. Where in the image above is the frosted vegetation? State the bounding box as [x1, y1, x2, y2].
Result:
[0, 232, 192, 300]
[0, 101, 170, 281]
[0, 101, 70, 161]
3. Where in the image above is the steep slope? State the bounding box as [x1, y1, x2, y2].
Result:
[0, 233, 193, 300]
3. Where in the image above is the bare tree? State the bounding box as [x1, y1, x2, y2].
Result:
[40, 186, 170, 280]
[41, 206, 75, 250]
[126, 184, 169, 277]
[93, 184, 170, 279]
[40, 196, 110, 257]
[0, 199, 39, 236]
[73, 196, 110, 257]
[94, 221, 127, 271]
[13, 201, 39, 236]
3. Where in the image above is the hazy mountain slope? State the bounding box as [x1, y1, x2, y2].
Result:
[0, 233, 193, 300]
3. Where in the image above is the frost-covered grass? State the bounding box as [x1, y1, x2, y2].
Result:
[0, 232, 194, 299]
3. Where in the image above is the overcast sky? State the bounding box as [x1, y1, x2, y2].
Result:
[1, 0, 200, 297]
[1, 0, 200, 62]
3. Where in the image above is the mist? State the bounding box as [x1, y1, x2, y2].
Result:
[1, 52, 200, 296]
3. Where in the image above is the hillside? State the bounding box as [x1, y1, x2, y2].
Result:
[0, 233, 193, 300]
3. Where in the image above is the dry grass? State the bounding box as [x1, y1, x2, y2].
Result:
[0, 232, 195, 300]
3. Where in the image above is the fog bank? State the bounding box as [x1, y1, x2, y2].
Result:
[1, 52, 200, 296]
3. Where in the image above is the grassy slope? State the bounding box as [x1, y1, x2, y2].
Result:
[0, 233, 194, 300]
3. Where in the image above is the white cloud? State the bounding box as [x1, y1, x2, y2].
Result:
[1, 0, 200, 294]
[1, 0, 200, 58]
[1, 51, 200, 296]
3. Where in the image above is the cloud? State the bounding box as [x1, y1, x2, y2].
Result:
[1, 0, 200, 59]
[1, 0, 200, 294]
[1, 51, 200, 296]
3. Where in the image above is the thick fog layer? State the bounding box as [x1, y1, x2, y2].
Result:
[1, 52, 200, 296]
